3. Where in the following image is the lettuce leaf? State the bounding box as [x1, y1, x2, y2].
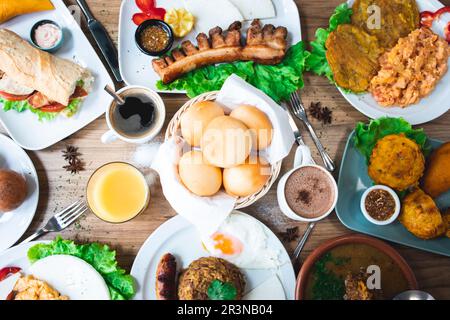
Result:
[28, 237, 135, 300]
[0, 97, 82, 121]
[157, 41, 309, 103]
[354, 117, 431, 164]
[305, 3, 353, 82]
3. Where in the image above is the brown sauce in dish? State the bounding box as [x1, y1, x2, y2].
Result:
[365, 189, 396, 221]
[305, 244, 410, 300]
[140, 26, 169, 52]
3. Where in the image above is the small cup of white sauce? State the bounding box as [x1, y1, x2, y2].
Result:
[30, 20, 64, 52]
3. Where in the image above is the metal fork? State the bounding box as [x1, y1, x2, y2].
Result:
[289, 92, 336, 172]
[19, 200, 88, 244]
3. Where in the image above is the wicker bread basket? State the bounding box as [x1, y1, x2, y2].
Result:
[165, 91, 282, 209]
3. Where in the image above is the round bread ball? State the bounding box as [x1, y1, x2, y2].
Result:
[0, 169, 27, 212]
[223, 157, 271, 197]
[178, 151, 222, 196]
[201, 116, 252, 168]
[230, 105, 273, 150]
[180, 101, 225, 147]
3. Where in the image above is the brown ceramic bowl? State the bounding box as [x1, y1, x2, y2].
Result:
[296, 234, 418, 300]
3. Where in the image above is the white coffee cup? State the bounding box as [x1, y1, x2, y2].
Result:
[277, 145, 338, 222]
[101, 86, 166, 144]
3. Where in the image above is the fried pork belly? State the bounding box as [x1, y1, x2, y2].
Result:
[152, 20, 288, 84]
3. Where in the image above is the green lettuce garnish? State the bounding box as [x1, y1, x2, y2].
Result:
[354, 117, 431, 164]
[28, 237, 135, 300]
[157, 41, 309, 103]
[0, 97, 82, 121]
[305, 3, 353, 82]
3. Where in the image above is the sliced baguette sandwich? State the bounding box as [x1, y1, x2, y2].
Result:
[0, 29, 93, 120]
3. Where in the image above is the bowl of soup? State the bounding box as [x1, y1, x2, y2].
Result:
[296, 234, 418, 300]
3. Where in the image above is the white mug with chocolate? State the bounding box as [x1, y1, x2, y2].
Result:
[277, 145, 338, 222]
[102, 86, 165, 144]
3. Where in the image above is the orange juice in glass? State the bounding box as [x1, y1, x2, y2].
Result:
[87, 162, 150, 223]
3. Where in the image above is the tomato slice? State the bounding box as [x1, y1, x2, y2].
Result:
[39, 103, 66, 113]
[0, 91, 31, 101]
[71, 86, 88, 99]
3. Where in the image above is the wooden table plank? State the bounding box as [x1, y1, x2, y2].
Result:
[2, 0, 450, 299]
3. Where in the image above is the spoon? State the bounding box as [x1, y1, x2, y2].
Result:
[393, 290, 435, 300]
[104, 85, 125, 105]
[291, 222, 316, 270]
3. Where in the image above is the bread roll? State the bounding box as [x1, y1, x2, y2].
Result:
[0, 169, 27, 212]
[223, 157, 271, 197]
[201, 116, 252, 168]
[178, 151, 222, 196]
[180, 101, 225, 147]
[230, 105, 273, 150]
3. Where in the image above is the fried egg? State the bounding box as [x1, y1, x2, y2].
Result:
[202, 212, 280, 269]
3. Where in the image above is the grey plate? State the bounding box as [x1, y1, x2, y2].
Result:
[336, 131, 450, 257]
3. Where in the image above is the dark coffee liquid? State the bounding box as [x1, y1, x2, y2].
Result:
[112, 96, 155, 137]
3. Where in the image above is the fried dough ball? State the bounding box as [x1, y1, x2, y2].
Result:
[368, 134, 425, 191]
[326, 24, 382, 92]
[423, 142, 450, 198]
[352, 0, 420, 49]
[399, 189, 446, 240]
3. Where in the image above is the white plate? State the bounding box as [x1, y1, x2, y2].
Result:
[119, 0, 302, 92]
[0, 241, 46, 300]
[0, 0, 114, 150]
[131, 211, 296, 300]
[0, 241, 111, 300]
[0, 134, 39, 253]
[342, 0, 450, 125]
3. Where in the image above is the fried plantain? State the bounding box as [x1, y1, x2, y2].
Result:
[368, 134, 425, 191]
[399, 188, 447, 240]
[443, 209, 450, 238]
[423, 142, 450, 198]
[351, 0, 420, 49]
[326, 24, 382, 93]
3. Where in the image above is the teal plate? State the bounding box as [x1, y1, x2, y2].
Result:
[336, 131, 450, 257]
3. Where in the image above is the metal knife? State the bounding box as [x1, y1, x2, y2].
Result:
[76, 0, 122, 82]
[281, 103, 305, 146]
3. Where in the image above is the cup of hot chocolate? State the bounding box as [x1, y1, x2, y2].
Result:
[277, 145, 338, 222]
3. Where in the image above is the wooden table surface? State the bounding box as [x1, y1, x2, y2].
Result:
[3, 0, 450, 299]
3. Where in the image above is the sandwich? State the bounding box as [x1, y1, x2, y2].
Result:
[0, 29, 93, 120]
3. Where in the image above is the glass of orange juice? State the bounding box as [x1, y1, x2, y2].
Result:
[87, 162, 150, 223]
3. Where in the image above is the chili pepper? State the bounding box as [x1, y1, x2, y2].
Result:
[0, 267, 21, 281]
[420, 7, 450, 44]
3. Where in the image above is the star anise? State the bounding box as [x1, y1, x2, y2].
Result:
[309, 102, 333, 125]
[62, 145, 81, 162]
[280, 227, 299, 242]
[63, 158, 85, 175]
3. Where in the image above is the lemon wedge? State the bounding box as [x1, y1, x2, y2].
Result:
[164, 8, 195, 38]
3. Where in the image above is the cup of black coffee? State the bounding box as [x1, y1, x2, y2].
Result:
[102, 86, 165, 144]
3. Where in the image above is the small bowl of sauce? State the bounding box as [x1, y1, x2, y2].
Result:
[360, 185, 400, 226]
[30, 20, 64, 52]
[135, 20, 174, 56]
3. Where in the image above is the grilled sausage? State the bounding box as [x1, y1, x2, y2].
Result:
[155, 253, 177, 300]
